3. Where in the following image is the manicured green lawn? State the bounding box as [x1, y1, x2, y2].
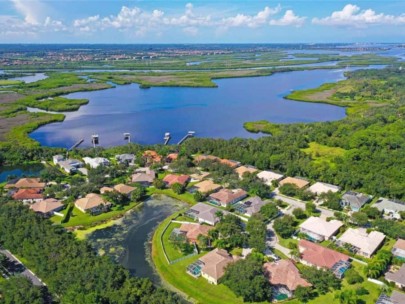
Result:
[276, 233, 298, 249]
[51, 202, 139, 228]
[162, 222, 186, 261]
[152, 215, 252, 304]
[148, 188, 196, 205]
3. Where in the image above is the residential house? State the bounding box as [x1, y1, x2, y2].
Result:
[166, 153, 178, 163]
[209, 188, 248, 207]
[115, 154, 135, 165]
[163, 174, 190, 186]
[219, 159, 241, 168]
[30, 198, 64, 217]
[374, 197, 405, 220]
[235, 165, 259, 179]
[53, 154, 65, 165]
[199, 248, 237, 284]
[257, 171, 284, 186]
[142, 150, 162, 165]
[234, 196, 267, 217]
[279, 177, 310, 189]
[177, 223, 213, 243]
[392, 239, 405, 260]
[58, 159, 83, 174]
[191, 180, 222, 194]
[114, 184, 136, 197]
[263, 260, 311, 298]
[385, 264, 405, 289]
[337, 228, 385, 258]
[298, 239, 350, 278]
[100, 186, 114, 194]
[83, 157, 110, 169]
[131, 168, 156, 186]
[308, 182, 341, 196]
[194, 154, 220, 163]
[376, 291, 405, 304]
[190, 172, 210, 182]
[75, 193, 110, 215]
[341, 191, 372, 211]
[5, 178, 45, 189]
[299, 217, 343, 242]
[12, 188, 44, 204]
[185, 203, 224, 226]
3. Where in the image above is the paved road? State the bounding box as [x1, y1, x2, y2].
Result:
[273, 193, 335, 219]
[266, 221, 291, 257]
[0, 249, 45, 286]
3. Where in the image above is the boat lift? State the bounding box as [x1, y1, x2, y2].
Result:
[91, 134, 99, 148]
[177, 131, 195, 145]
[124, 132, 131, 143]
[164, 132, 171, 145]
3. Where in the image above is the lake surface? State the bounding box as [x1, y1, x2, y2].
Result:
[0, 163, 44, 183]
[9, 73, 48, 83]
[85, 195, 186, 282]
[30, 68, 357, 147]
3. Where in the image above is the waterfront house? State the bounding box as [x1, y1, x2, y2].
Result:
[176, 223, 214, 243]
[12, 188, 43, 204]
[131, 168, 156, 186]
[340, 191, 372, 211]
[75, 193, 110, 215]
[263, 260, 311, 298]
[58, 159, 83, 174]
[163, 174, 190, 186]
[392, 239, 405, 260]
[53, 154, 65, 165]
[279, 177, 309, 189]
[185, 203, 224, 226]
[100, 186, 114, 194]
[83, 157, 110, 169]
[299, 216, 343, 242]
[257, 170, 284, 186]
[308, 182, 341, 196]
[114, 184, 136, 197]
[385, 264, 405, 289]
[209, 188, 248, 207]
[298, 240, 350, 278]
[234, 165, 259, 179]
[234, 196, 267, 217]
[337, 228, 385, 258]
[115, 154, 136, 165]
[374, 197, 405, 220]
[190, 180, 222, 194]
[5, 177, 45, 190]
[190, 172, 210, 182]
[30, 198, 64, 217]
[142, 150, 162, 165]
[199, 248, 236, 284]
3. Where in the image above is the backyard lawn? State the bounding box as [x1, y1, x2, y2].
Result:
[148, 188, 196, 205]
[162, 222, 186, 262]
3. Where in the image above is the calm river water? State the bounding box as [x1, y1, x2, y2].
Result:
[85, 195, 186, 282]
[30, 68, 353, 147]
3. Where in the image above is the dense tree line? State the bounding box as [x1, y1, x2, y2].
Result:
[0, 202, 183, 304]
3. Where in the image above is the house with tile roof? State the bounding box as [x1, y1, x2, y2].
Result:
[376, 291, 405, 304]
[385, 264, 405, 289]
[5, 178, 45, 189]
[308, 182, 341, 196]
[299, 217, 343, 242]
[177, 223, 214, 243]
[392, 239, 405, 260]
[234, 165, 259, 179]
[257, 170, 284, 186]
[75, 193, 110, 215]
[185, 203, 225, 226]
[30, 198, 64, 217]
[263, 260, 311, 298]
[209, 188, 248, 207]
[113, 184, 136, 196]
[142, 150, 162, 165]
[163, 174, 190, 186]
[279, 177, 309, 189]
[131, 168, 156, 186]
[83, 157, 110, 169]
[234, 196, 267, 217]
[12, 188, 44, 204]
[199, 248, 237, 284]
[337, 228, 385, 258]
[191, 180, 222, 194]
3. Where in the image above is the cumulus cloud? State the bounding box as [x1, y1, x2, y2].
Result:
[221, 5, 281, 28]
[10, 0, 47, 24]
[312, 4, 405, 27]
[269, 10, 306, 27]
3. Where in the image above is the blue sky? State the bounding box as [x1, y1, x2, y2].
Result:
[1, 1, 405, 43]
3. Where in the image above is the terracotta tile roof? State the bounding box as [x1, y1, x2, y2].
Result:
[394, 239, 405, 251]
[132, 168, 155, 183]
[143, 150, 162, 163]
[264, 260, 311, 291]
[193, 180, 222, 194]
[166, 153, 178, 162]
[163, 174, 190, 186]
[179, 223, 214, 242]
[6, 178, 45, 189]
[30, 198, 63, 214]
[209, 188, 247, 205]
[100, 187, 114, 194]
[75, 193, 107, 211]
[199, 248, 235, 281]
[113, 184, 136, 195]
[12, 188, 43, 200]
[299, 239, 349, 269]
[280, 177, 309, 189]
[194, 155, 220, 163]
[235, 166, 259, 178]
[219, 159, 240, 168]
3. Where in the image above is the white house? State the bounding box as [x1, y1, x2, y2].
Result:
[308, 182, 341, 196]
[374, 197, 405, 220]
[53, 155, 65, 165]
[299, 216, 343, 242]
[337, 228, 385, 258]
[392, 239, 405, 260]
[83, 157, 110, 169]
[257, 171, 284, 186]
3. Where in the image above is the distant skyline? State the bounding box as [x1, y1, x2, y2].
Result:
[1, 1, 405, 43]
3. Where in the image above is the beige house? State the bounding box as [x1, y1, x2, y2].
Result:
[5, 178, 45, 189]
[235, 165, 259, 179]
[114, 184, 136, 196]
[385, 264, 405, 289]
[30, 198, 64, 217]
[199, 248, 236, 284]
[75, 193, 110, 215]
[279, 177, 309, 189]
[337, 228, 385, 258]
[192, 180, 222, 194]
[257, 171, 284, 186]
[308, 182, 341, 195]
[299, 217, 343, 242]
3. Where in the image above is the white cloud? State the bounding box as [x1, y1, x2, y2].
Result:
[270, 10, 306, 27]
[221, 6, 281, 28]
[163, 3, 211, 26]
[183, 26, 198, 36]
[312, 4, 405, 27]
[10, 0, 47, 24]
